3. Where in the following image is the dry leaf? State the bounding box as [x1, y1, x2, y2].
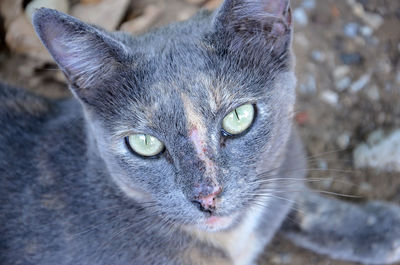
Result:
[120, 5, 162, 34]
[72, 0, 130, 31]
[5, 14, 52, 62]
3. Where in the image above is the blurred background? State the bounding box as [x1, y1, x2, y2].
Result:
[0, 0, 399, 264]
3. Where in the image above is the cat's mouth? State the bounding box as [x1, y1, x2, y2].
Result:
[196, 213, 240, 232]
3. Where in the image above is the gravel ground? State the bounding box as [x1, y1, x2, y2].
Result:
[0, 0, 399, 264]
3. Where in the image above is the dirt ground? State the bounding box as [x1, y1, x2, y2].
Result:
[0, 0, 399, 264]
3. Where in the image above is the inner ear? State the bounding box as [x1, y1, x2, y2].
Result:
[33, 8, 129, 91]
[213, 0, 292, 57]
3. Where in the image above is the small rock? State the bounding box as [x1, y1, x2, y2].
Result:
[377, 59, 392, 74]
[335, 77, 352, 91]
[337, 133, 351, 149]
[340, 52, 363, 65]
[351, 1, 365, 16]
[311, 50, 325, 63]
[353, 129, 400, 172]
[293, 8, 308, 26]
[301, 0, 316, 10]
[360, 26, 373, 37]
[72, 0, 130, 31]
[367, 130, 385, 146]
[320, 90, 339, 106]
[343, 22, 359, 38]
[350, 1, 383, 30]
[120, 5, 162, 34]
[25, 0, 69, 21]
[350, 74, 371, 93]
[362, 12, 383, 30]
[317, 159, 328, 171]
[334, 65, 351, 80]
[299, 75, 317, 94]
[366, 85, 380, 101]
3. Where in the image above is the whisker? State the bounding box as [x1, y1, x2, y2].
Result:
[304, 147, 352, 161]
[250, 189, 362, 199]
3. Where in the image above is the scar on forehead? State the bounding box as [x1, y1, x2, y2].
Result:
[181, 93, 207, 133]
[181, 93, 217, 177]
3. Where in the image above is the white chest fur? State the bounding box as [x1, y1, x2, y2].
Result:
[189, 205, 267, 265]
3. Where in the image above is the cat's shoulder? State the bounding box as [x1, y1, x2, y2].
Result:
[0, 81, 53, 120]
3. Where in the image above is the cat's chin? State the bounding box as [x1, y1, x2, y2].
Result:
[194, 213, 240, 232]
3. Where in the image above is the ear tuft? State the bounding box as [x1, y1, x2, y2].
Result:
[32, 8, 128, 89]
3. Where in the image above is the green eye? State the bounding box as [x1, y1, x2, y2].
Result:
[127, 134, 165, 157]
[222, 104, 255, 135]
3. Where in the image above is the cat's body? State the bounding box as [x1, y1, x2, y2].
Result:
[1, 1, 400, 265]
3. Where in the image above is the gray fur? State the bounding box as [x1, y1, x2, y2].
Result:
[1, 0, 400, 264]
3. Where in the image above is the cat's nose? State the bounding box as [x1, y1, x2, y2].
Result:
[192, 184, 222, 212]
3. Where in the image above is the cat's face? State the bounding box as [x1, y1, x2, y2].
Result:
[33, 0, 295, 231]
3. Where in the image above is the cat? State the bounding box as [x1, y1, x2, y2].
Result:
[1, 0, 400, 264]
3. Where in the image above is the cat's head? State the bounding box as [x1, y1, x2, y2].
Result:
[33, 0, 295, 232]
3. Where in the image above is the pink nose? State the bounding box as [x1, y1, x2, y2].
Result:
[193, 186, 222, 212]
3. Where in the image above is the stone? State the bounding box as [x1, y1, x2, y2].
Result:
[362, 12, 383, 30]
[320, 90, 339, 106]
[72, 0, 130, 31]
[350, 0, 383, 30]
[301, 0, 316, 10]
[350, 74, 371, 93]
[337, 133, 351, 149]
[311, 50, 325, 63]
[343, 22, 359, 38]
[340, 52, 363, 65]
[335, 77, 352, 91]
[293, 8, 308, 26]
[360, 26, 373, 37]
[334, 65, 351, 80]
[366, 85, 380, 101]
[353, 129, 400, 172]
[299, 75, 317, 94]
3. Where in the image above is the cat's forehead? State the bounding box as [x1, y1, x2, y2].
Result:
[118, 68, 260, 137]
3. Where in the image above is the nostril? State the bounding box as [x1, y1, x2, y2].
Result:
[191, 199, 213, 214]
[191, 200, 202, 211]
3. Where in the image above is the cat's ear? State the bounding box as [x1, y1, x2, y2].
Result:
[213, 0, 292, 58]
[32, 8, 129, 94]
